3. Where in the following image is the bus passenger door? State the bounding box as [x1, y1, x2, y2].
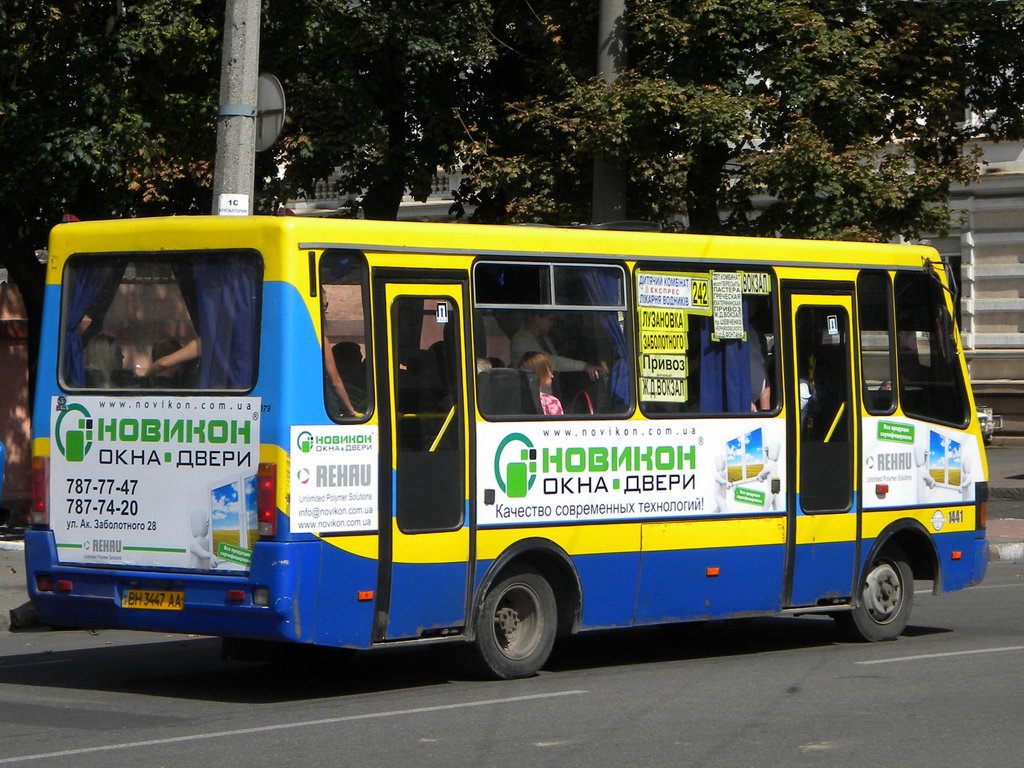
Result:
[374, 278, 471, 641]
[783, 289, 860, 608]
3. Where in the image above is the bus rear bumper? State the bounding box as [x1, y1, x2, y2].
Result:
[23, 530, 314, 642]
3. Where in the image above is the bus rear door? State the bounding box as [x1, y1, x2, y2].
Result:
[783, 288, 861, 608]
[374, 277, 472, 641]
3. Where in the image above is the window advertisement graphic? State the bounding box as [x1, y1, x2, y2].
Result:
[861, 417, 978, 508]
[718, 427, 780, 513]
[289, 424, 378, 533]
[49, 396, 261, 570]
[928, 430, 962, 489]
[207, 476, 259, 567]
[477, 418, 785, 525]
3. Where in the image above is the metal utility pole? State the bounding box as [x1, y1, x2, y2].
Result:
[211, 0, 261, 216]
[592, 0, 626, 224]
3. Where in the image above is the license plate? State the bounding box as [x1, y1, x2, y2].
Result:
[122, 589, 185, 610]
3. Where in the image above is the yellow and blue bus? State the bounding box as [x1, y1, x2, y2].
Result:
[27, 216, 988, 678]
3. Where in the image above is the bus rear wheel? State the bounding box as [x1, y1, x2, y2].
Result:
[834, 548, 913, 642]
[466, 568, 557, 679]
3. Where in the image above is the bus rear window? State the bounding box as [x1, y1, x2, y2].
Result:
[59, 251, 262, 391]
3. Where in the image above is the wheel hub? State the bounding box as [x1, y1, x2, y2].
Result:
[864, 563, 901, 623]
[495, 607, 521, 641]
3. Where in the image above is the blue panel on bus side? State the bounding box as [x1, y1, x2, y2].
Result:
[252, 281, 335, 448]
[31, 284, 63, 430]
[386, 561, 469, 639]
[573, 552, 641, 630]
[312, 542, 378, 648]
[790, 539, 858, 607]
[636, 544, 785, 624]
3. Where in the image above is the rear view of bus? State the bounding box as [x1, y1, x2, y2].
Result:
[26, 219, 304, 642]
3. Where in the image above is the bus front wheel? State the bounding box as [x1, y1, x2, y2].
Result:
[467, 568, 557, 679]
[834, 548, 913, 642]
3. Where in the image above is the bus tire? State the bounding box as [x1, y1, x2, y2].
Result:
[466, 568, 557, 679]
[834, 548, 913, 642]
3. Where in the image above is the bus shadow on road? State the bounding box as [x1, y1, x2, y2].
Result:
[543, 615, 952, 674]
[0, 617, 953, 703]
[0, 634, 461, 703]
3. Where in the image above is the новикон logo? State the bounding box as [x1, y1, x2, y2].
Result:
[55, 404, 94, 462]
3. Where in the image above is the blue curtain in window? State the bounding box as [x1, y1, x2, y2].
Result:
[190, 258, 260, 389]
[582, 271, 629, 406]
[699, 319, 751, 413]
[62, 262, 126, 387]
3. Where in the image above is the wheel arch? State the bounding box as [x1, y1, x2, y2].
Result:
[469, 538, 582, 641]
[862, 518, 941, 596]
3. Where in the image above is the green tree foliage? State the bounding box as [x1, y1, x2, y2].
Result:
[461, 0, 1024, 240]
[260, 0, 495, 219]
[0, 0, 221, 360]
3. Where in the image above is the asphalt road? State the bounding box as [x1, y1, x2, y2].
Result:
[0, 558, 1021, 768]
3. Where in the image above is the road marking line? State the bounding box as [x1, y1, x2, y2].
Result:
[0, 660, 72, 669]
[966, 582, 1024, 590]
[0, 689, 589, 764]
[914, 582, 1024, 596]
[856, 646, 1024, 665]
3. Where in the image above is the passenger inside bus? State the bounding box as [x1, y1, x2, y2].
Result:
[84, 333, 125, 387]
[140, 337, 200, 380]
[510, 312, 606, 382]
[518, 351, 564, 416]
[140, 338, 201, 387]
[332, 341, 367, 413]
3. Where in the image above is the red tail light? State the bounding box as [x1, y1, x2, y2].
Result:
[257, 462, 277, 537]
[31, 456, 49, 526]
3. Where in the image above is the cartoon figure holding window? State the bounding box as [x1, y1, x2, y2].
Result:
[189, 508, 220, 570]
[713, 454, 731, 514]
[758, 439, 782, 511]
[914, 443, 936, 504]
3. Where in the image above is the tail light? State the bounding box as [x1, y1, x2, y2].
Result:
[257, 462, 277, 537]
[31, 456, 49, 526]
[976, 481, 989, 529]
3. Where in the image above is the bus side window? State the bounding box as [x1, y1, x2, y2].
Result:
[894, 271, 968, 426]
[857, 271, 896, 414]
[637, 268, 777, 417]
[319, 250, 371, 421]
[473, 262, 631, 418]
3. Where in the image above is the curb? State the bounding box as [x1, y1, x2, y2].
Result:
[989, 542, 1024, 562]
[991, 486, 1024, 501]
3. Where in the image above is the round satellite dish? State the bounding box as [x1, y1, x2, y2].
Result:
[256, 73, 286, 152]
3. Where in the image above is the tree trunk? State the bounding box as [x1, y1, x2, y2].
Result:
[684, 143, 730, 234]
